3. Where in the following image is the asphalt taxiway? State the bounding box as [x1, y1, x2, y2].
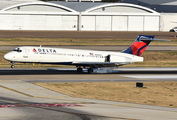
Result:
[0, 67, 177, 120]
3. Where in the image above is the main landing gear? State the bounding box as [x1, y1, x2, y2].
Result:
[77, 67, 83, 73]
[88, 68, 93, 74]
[11, 62, 15, 68]
[76, 66, 94, 74]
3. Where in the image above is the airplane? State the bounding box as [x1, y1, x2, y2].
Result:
[4, 35, 169, 74]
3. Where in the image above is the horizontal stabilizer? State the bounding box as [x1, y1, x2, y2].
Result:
[140, 39, 170, 41]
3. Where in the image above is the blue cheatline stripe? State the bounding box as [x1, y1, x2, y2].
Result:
[18, 62, 73, 65]
[137, 44, 149, 56]
[40, 62, 73, 65]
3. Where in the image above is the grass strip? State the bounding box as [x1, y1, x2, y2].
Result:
[34, 82, 177, 107]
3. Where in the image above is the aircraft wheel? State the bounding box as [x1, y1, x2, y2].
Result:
[11, 65, 15, 68]
[77, 67, 83, 72]
[88, 68, 93, 74]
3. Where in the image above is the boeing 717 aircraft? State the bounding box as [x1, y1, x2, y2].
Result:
[4, 35, 168, 73]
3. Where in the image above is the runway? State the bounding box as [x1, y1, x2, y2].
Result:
[0, 67, 177, 120]
[0, 67, 177, 81]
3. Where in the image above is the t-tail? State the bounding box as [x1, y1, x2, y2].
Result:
[121, 35, 169, 56]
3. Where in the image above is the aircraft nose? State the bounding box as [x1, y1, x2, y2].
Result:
[4, 53, 14, 61]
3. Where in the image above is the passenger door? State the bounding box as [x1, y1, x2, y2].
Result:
[23, 48, 28, 59]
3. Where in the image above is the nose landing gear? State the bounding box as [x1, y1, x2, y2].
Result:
[11, 62, 15, 68]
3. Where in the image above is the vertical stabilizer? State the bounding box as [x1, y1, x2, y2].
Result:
[121, 35, 154, 56]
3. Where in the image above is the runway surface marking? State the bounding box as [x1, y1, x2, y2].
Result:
[0, 103, 140, 120]
[121, 75, 177, 79]
[0, 103, 82, 108]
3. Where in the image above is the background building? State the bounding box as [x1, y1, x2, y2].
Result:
[121, 0, 177, 13]
[1, 0, 177, 31]
[0, 0, 160, 31]
[0, 0, 80, 30]
[120, 0, 177, 31]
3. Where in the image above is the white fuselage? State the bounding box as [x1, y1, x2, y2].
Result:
[4, 46, 143, 67]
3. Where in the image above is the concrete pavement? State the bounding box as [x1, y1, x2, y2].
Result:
[0, 80, 176, 120]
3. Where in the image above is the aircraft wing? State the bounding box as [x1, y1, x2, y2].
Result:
[72, 61, 130, 68]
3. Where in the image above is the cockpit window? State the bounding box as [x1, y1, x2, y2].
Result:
[13, 48, 22, 52]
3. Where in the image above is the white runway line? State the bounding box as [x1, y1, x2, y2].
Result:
[121, 75, 177, 79]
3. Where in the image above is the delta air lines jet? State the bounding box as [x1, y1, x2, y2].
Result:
[4, 35, 168, 73]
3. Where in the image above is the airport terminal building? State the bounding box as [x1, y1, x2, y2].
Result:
[0, 0, 174, 31]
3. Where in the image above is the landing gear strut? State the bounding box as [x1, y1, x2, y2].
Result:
[11, 62, 15, 68]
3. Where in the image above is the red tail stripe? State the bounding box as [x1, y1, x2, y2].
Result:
[130, 42, 147, 56]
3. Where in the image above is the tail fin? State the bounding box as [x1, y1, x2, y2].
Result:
[121, 35, 169, 56]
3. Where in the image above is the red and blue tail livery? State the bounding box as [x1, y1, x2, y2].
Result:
[121, 35, 164, 56]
